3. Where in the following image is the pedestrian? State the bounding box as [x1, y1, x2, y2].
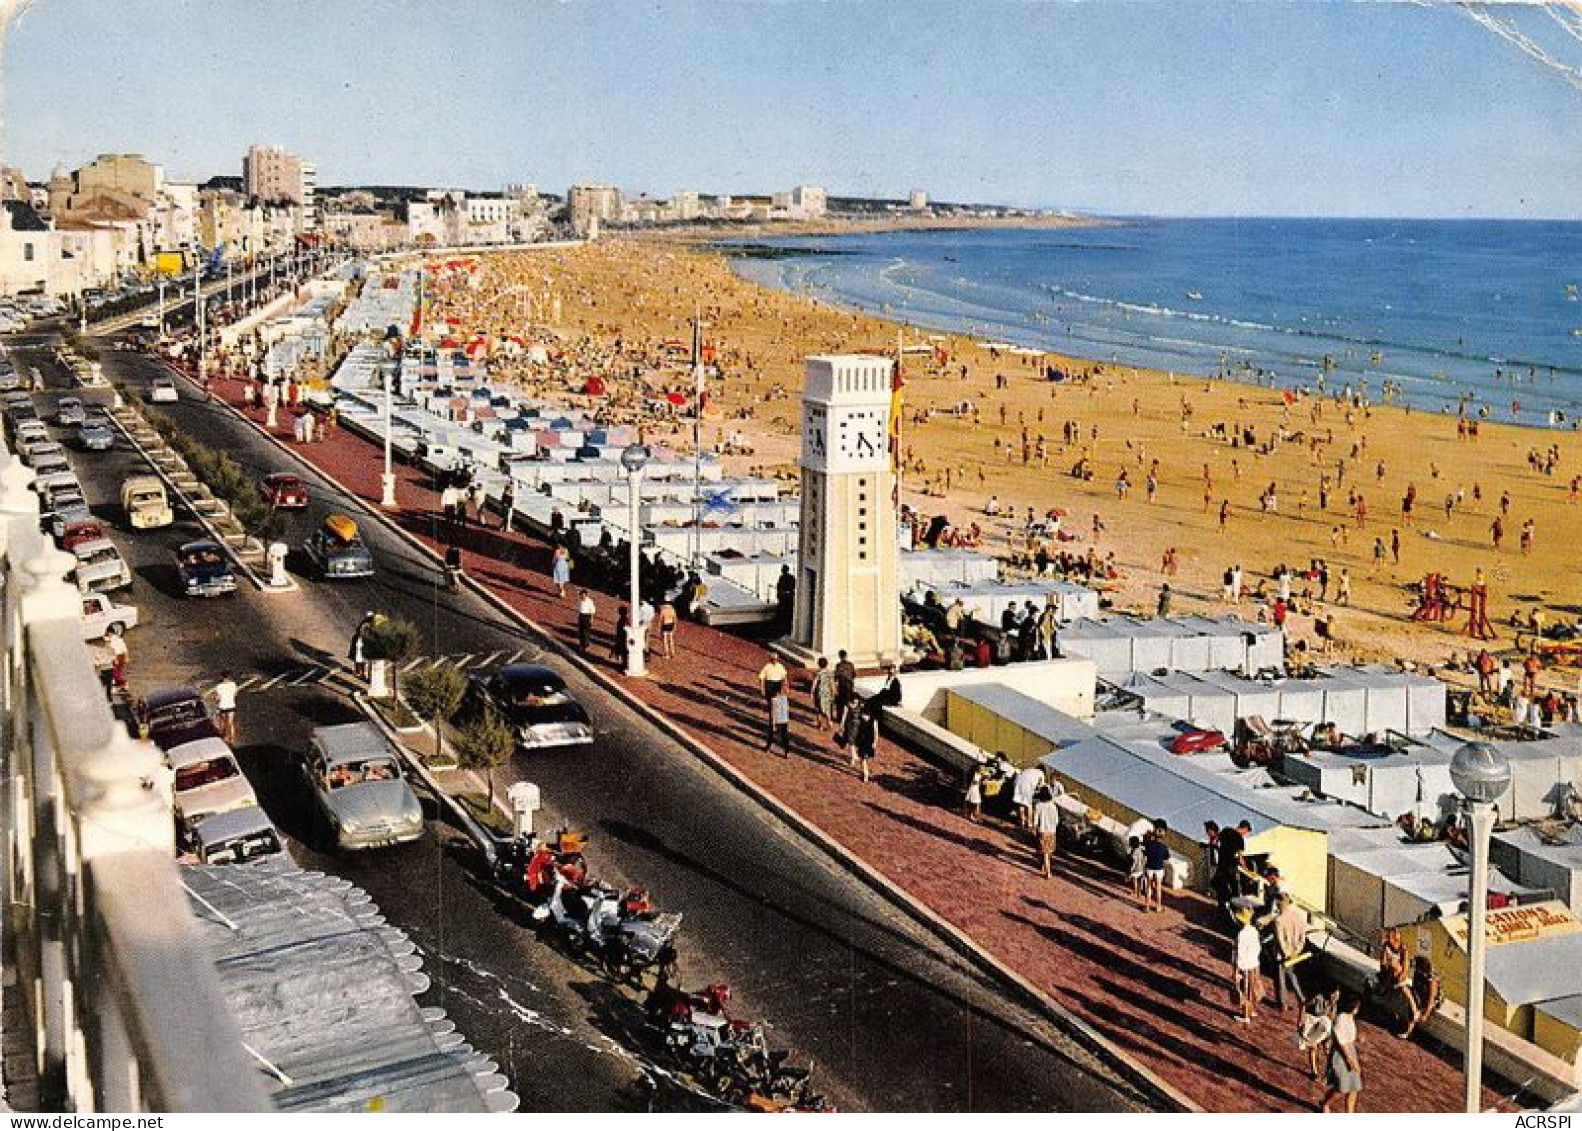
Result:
[1378, 927, 1418, 1035]
[611, 604, 630, 663]
[657, 601, 678, 658]
[500, 480, 516, 532]
[758, 654, 788, 702]
[1143, 829, 1171, 913]
[350, 610, 375, 679]
[1298, 989, 1337, 1083]
[1320, 992, 1364, 1113]
[852, 703, 878, 783]
[1233, 908, 1264, 1024]
[833, 649, 857, 712]
[810, 656, 836, 731]
[765, 689, 792, 757]
[1128, 836, 1147, 903]
[1012, 763, 1045, 829]
[551, 545, 572, 597]
[1265, 893, 1310, 1010]
[1031, 785, 1061, 878]
[576, 589, 596, 654]
[103, 630, 128, 694]
[1336, 569, 1351, 606]
[211, 670, 239, 745]
[1156, 583, 1172, 618]
[964, 765, 985, 823]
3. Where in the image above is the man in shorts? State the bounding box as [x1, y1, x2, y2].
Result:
[212, 670, 239, 745]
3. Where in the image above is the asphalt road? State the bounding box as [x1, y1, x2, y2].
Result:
[7, 326, 1153, 1113]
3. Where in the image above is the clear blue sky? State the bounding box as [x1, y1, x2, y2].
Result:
[8, 0, 1582, 218]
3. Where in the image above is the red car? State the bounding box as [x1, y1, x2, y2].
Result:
[262, 473, 310, 509]
[60, 519, 107, 553]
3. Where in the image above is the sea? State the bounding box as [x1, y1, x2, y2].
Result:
[724, 219, 1582, 426]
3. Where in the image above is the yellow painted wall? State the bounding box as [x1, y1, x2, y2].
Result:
[1533, 1007, 1582, 1070]
[1246, 826, 1329, 914]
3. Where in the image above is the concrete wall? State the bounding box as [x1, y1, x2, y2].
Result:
[855, 657, 1096, 724]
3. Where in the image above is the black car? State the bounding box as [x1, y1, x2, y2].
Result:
[176, 540, 238, 598]
[465, 664, 593, 750]
[141, 687, 220, 751]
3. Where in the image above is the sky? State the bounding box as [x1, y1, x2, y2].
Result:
[6, 0, 1582, 218]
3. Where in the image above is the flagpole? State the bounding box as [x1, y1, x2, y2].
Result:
[894, 328, 905, 527]
[691, 309, 703, 569]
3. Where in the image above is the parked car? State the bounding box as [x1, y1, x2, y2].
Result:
[301, 722, 424, 850]
[120, 475, 173, 529]
[12, 419, 48, 448]
[0, 368, 19, 392]
[55, 396, 85, 427]
[30, 451, 71, 479]
[166, 737, 258, 825]
[185, 805, 283, 866]
[77, 420, 115, 452]
[148, 376, 179, 403]
[140, 687, 219, 750]
[71, 537, 132, 593]
[60, 519, 107, 553]
[21, 439, 64, 468]
[175, 540, 237, 598]
[79, 591, 138, 640]
[463, 664, 594, 750]
[43, 493, 94, 540]
[262, 472, 310, 509]
[302, 514, 374, 579]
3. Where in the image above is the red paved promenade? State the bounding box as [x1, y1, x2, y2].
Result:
[200, 366, 1506, 1113]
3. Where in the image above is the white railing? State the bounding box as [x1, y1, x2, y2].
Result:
[0, 454, 271, 1112]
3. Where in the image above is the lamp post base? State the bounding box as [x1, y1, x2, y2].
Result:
[380, 472, 398, 508]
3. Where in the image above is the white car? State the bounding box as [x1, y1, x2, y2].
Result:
[13, 420, 49, 447]
[80, 591, 138, 640]
[148, 377, 179, 403]
[71, 538, 132, 593]
[166, 737, 259, 826]
[55, 397, 86, 427]
[21, 439, 64, 468]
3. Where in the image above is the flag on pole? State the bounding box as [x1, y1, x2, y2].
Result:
[889, 334, 906, 472]
[692, 313, 708, 416]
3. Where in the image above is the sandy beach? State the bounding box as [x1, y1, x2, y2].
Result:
[425, 233, 1581, 700]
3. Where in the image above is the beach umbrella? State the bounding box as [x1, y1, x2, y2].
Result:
[584, 376, 608, 396]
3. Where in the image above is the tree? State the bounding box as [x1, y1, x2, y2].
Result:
[361, 615, 420, 696]
[403, 662, 466, 763]
[453, 708, 515, 810]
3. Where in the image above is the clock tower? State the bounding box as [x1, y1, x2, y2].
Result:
[782, 355, 901, 670]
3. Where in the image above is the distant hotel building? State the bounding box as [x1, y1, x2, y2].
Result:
[909, 189, 928, 211]
[567, 183, 622, 236]
[243, 145, 316, 229]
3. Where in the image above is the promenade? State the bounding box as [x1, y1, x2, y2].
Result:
[205, 368, 1506, 1113]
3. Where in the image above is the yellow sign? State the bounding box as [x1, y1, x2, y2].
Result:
[1448, 902, 1581, 949]
[153, 251, 188, 276]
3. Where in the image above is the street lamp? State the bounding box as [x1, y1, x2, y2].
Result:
[1450, 739, 1513, 1114]
[620, 442, 651, 677]
[380, 357, 398, 507]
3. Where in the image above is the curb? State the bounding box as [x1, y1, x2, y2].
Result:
[181, 352, 1198, 1113]
[352, 689, 501, 866]
[111, 363, 294, 596]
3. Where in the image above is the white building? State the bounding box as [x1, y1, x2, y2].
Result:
[673, 189, 701, 221]
[789, 185, 828, 220]
[908, 189, 928, 211]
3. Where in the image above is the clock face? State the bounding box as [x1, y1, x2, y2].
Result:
[837, 409, 887, 466]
